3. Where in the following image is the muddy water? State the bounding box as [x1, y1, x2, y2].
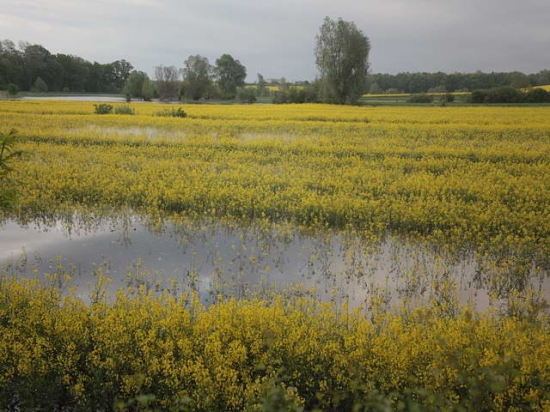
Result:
[1, 217, 547, 309]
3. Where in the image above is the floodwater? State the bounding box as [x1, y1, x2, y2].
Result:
[1, 217, 548, 310]
[21, 95, 128, 102]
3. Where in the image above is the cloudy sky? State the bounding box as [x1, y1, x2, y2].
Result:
[1, 0, 549, 81]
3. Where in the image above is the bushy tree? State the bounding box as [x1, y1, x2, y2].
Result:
[181, 55, 214, 101]
[236, 87, 257, 103]
[154, 65, 180, 100]
[524, 88, 550, 103]
[215, 54, 246, 99]
[7, 83, 18, 96]
[315, 17, 370, 104]
[470, 87, 524, 104]
[123, 70, 153, 100]
[32, 76, 48, 92]
[256, 73, 269, 97]
[407, 94, 433, 103]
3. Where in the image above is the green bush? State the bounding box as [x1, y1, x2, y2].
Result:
[32, 77, 48, 93]
[236, 87, 257, 104]
[470, 87, 525, 104]
[273, 86, 318, 104]
[94, 103, 113, 114]
[470, 90, 487, 103]
[524, 88, 550, 103]
[153, 107, 187, 118]
[407, 94, 434, 103]
[114, 105, 135, 115]
[7, 83, 18, 96]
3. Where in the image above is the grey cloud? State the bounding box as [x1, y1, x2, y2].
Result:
[1, 0, 549, 80]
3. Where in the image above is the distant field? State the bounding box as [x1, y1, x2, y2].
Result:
[527, 84, 550, 91]
[360, 92, 471, 105]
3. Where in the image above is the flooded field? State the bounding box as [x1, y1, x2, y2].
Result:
[3, 216, 547, 310]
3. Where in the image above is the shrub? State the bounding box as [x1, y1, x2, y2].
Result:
[236, 87, 257, 104]
[114, 105, 135, 115]
[524, 88, 550, 103]
[470, 90, 487, 103]
[32, 77, 48, 93]
[471, 87, 524, 104]
[273, 86, 318, 104]
[94, 103, 113, 114]
[407, 94, 434, 103]
[485, 87, 523, 104]
[385, 88, 402, 94]
[153, 107, 187, 118]
[7, 83, 18, 96]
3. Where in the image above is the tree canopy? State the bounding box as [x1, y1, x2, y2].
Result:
[315, 17, 370, 104]
[215, 54, 246, 99]
[181, 55, 214, 101]
[0, 40, 133, 93]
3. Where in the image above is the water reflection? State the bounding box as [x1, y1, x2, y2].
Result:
[1, 217, 548, 310]
[21, 95, 127, 102]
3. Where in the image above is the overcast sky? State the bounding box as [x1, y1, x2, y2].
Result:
[1, 0, 549, 81]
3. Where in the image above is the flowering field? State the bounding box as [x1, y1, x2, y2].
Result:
[1, 100, 550, 410]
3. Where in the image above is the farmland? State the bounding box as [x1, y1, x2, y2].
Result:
[1, 100, 550, 410]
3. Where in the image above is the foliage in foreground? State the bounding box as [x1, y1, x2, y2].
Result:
[0, 275, 549, 411]
[0, 128, 21, 209]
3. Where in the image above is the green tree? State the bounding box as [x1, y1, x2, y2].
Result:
[510, 72, 531, 89]
[154, 65, 180, 100]
[123, 70, 153, 100]
[7, 83, 18, 96]
[236, 86, 257, 103]
[368, 82, 381, 94]
[315, 16, 370, 104]
[215, 54, 246, 99]
[181, 55, 213, 101]
[32, 76, 48, 92]
[256, 73, 269, 97]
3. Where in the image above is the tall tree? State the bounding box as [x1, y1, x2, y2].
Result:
[123, 70, 154, 100]
[215, 54, 246, 99]
[315, 17, 370, 104]
[181, 55, 213, 101]
[154, 65, 180, 100]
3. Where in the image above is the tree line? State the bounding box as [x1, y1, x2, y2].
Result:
[121, 54, 250, 101]
[3, 21, 550, 104]
[368, 70, 550, 94]
[0, 40, 133, 94]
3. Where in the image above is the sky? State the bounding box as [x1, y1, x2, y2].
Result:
[1, 0, 549, 81]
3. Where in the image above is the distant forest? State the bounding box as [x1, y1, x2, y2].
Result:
[1, 39, 549, 94]
[367, 71, 550, 94]
[0, 40, 132, 93]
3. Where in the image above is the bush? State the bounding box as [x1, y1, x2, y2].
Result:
[470, 87, 524, 104]
[407, 94, 433, 103]
[236, 87, 257, 104]
[7, 83, 18, 96]
[114, 105, 135, 115]
[273, 86, 318, 104]
[32, 77, 48, 93]
[153, 107, 187, 118]
[94, 103, 113, 114]
[470, 90, 487, 103]
[524, 88, 550, 103]
[485, 87, 523, 103]
[385, 88, 402, 94]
